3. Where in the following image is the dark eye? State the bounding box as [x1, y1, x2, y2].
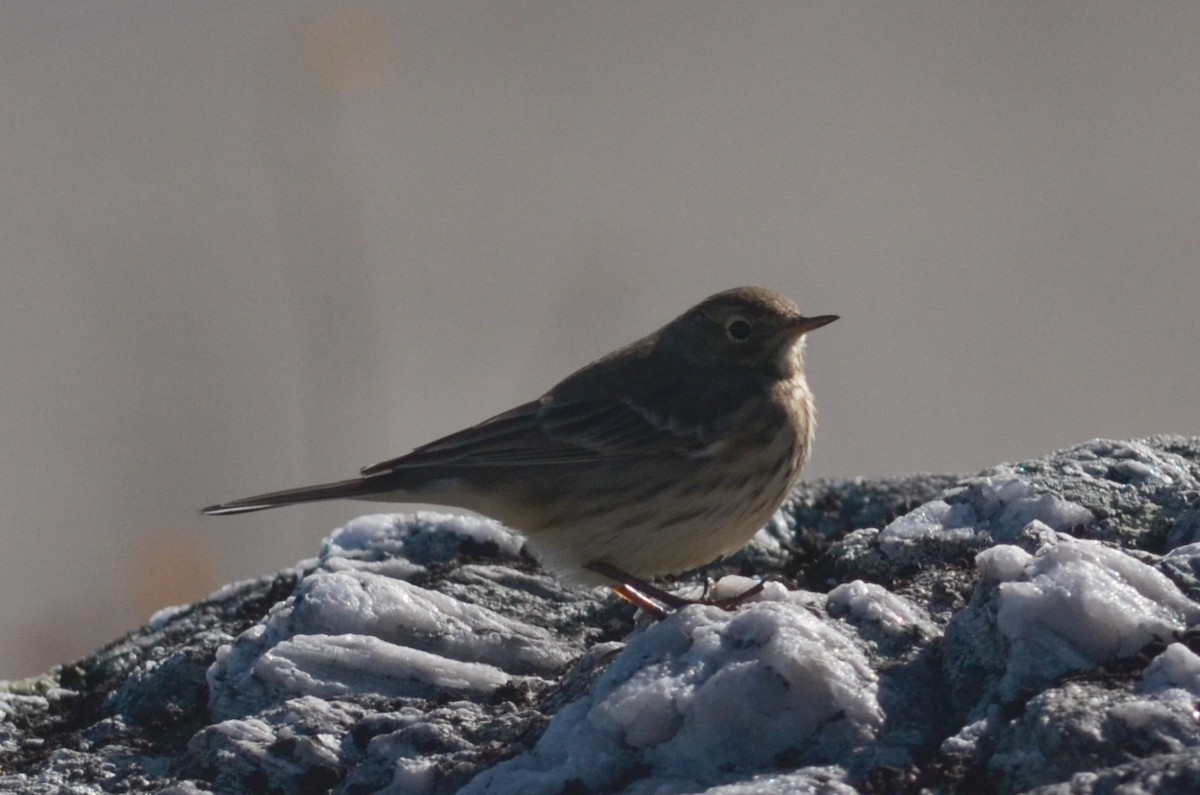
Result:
[724, 316, 753, 342]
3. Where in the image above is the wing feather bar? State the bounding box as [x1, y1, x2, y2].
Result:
[359, 401, 547, 474]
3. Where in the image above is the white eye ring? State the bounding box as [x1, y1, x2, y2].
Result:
[725, 316, 753, 342]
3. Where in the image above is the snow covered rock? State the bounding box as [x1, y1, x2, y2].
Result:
[2, 437, 1199, 794]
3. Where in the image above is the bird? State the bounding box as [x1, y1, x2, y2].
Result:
[203, 286, 837, 615]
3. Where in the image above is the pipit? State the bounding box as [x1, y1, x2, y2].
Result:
[203, 286, 837, 616]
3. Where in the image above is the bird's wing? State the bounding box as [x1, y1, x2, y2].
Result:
[359, 394, 708, 475]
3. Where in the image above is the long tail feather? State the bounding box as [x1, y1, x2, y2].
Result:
[201, 477, 381, 516]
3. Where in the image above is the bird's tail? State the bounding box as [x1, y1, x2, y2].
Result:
[201, 477, 383, 516]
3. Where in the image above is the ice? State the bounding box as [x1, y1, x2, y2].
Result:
[826, 580, 934, 639]
[0, 693, 50, 723]
[1140, 643, 1200, 696]
[877, 471, 1094, 553]
[879, 500, 977, 550]
[975, 473, 1095, 540]
[993, 536, 1200, 696]
[1105, 440, 1189, 486]
[382, 757, 438, 794]
[206, 513, 571, 720]
[146, 602, 190, 629]
[13, 438, 1200, 794]
[695, 767, 858, 794]
[1100, 642, 1200, 755]
[319, 511, 524, 573]
[462, 595, 883, 795]
[975, 544, 1033, 583]
[250, 633, 512, 699]
[283, 570, 572, 674]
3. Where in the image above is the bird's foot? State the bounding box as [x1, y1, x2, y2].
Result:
[703, 577, 769, 609]
[585, 561, 769, 619]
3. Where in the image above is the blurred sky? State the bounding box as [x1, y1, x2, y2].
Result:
[1, 2, 1197, 677]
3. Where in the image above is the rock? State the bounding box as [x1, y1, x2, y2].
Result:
[2, 437, 1199, 794]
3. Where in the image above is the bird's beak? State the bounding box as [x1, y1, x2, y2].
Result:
[786, 314, 839, 337]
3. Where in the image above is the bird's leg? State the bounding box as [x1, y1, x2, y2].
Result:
[584, 561, 692, 611]
[610, 584, 669, 621]
[585, 561, 770, 615]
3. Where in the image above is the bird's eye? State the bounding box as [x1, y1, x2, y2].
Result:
[724, 316, 753, 342]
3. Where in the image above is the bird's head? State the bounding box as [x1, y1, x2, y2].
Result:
[660, 286, 837, 377]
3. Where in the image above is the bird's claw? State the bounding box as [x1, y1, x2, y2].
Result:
[587, 560, 770, 620]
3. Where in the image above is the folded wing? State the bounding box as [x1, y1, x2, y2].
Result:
[359, 394, 707, 475]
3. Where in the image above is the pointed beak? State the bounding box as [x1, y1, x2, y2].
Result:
[786, 314, 839, 337]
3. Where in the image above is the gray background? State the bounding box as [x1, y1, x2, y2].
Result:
[2, 2, 1196, 676]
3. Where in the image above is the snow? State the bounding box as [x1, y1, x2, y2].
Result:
[248, 632, 513, 699]
[53, 438, 1188, 794]
[1142, 643, 1200, 694]
[879, 499, 977, 550]
[826, 580, 934, 639]
[462, 589, 884, 795]
[0, 692, 50, 725]
[318, 511, 524, 578]
[975, 544, 1033, 582]
[879, 471, 1095, 553]
[972, 472, 1095, 540]
[206, 572, 564, 716]
[1105, 439, 1190, 486]
[993, 534, 1200, 697]
[206, 512, 575, 720]
[282, 570, 570, 674]
[196, 459, 1200, 792]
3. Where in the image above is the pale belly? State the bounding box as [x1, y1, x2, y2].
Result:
[519, 426, 806, 584]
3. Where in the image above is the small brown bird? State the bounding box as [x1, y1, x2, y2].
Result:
[203, 287, 836, 614]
